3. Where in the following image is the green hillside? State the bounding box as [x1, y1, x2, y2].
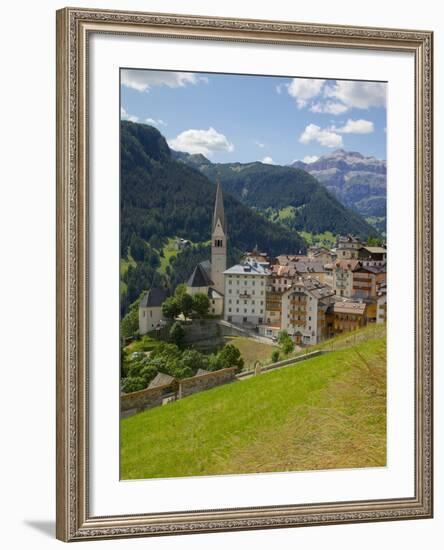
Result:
[121, 329, 386, 479]
[120, 121, 307, 314]
[174, 152, 378, 239]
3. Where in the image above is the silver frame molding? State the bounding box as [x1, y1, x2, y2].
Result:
[56, 7, 433, 542]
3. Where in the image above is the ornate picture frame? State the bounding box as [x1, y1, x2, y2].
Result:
[56, 7, 433, 541]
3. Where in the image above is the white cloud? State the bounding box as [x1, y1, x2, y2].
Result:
[255, 141, 265, 148]
[310, 101, 349, 115]
[302, 155, 319, 164]
[145, 117, 167, 127]
[281, 78, 385, 114]
[287, 78, 325, 108]
[261, 156, 274, 164]
[121, 70, 208, 92]
[168, 127, 234, 156]
[324, 80, 386, 110]
[299, 124, 343, 148]
[333, 118, 374, 134]
[120, 106, 139, 123]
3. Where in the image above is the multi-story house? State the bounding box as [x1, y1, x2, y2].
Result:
[336, 235, 362, 259]
[307, 246, 335, 264]
[358, 245, 387, 267]
[280, 278, 335, 346]
[223, 259, 269, 326]
[333, 300, 367, 333]
[376, 282, 387, 324]
[333, 259, 359, 298]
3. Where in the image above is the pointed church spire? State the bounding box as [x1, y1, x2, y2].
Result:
[212, 179, 226, 233]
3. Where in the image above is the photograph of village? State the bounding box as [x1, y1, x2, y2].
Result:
[119, 69, 387, 480]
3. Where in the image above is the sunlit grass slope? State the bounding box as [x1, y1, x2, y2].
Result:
[121, 328, 386, 479]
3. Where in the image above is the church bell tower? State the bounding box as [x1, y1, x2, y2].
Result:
[211, 180, 227, 295]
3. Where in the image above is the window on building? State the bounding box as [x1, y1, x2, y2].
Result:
[243, 317, 248, 323]
[228, 299, 232, 304]
[244, 300, 247, 305]
[214, 239, 223, 247]
[228, 307, 232, 312]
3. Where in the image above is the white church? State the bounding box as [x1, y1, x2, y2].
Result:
[185, 180, 227, 316]
[139, 181, 228, 333]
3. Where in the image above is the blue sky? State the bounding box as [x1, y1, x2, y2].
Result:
[121, 69, 386, 165]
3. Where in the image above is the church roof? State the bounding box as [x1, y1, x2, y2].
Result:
[139, 287, 169, 308]
[187, 263, 214, 288]
[207, 287, 223, 300]
[212, 180, 226, 233]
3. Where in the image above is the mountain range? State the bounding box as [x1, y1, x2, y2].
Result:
[291, 149, 386, 233]
[173, 151, 378, 239]
[120, 122, 380, 315]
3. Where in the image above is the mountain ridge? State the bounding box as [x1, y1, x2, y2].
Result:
[173, 149, 378, 239]
[291, 149, 386, 233]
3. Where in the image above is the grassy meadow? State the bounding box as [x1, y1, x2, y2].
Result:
[223, 336, 276, 369]
[120, 327, 386, 479]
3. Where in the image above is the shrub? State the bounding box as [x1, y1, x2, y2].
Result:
[169, 322, 185, 348]
[192, 293, 210, 317]
[271, 350, 280, 363]
[122, 376, 146, 393]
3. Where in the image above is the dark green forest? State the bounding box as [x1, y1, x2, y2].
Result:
[120, 121, 307, 316]
[174, 153, 378, 238]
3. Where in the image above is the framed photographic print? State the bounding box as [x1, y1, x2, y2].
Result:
[56, 7, 433, 542]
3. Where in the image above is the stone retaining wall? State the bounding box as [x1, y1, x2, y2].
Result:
[120, 381, 177, 415]
[121, 367, 237, 417]
[178, 367, 237, 399]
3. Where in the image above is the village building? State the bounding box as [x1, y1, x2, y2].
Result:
[186, 261, 224, 315]
[224, 258, 269, 326]
[274, 254, 308, 266]
[336, 235, 362, 259]
[174, 237, 191, 251]
[376, 282, 387, 324]
[358, 245, 387, 267]
[138, 287, 170, 335]
[307, 246, 335, 264]
[352, 264, 386, 301]
[182, 179, 227, 316]
[242, 247, 270, 267]
[333, 259, 360, 298]
[333, 300, 367, 333]
[279, 277, 335, 345]
[210, 180, 227, 296]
